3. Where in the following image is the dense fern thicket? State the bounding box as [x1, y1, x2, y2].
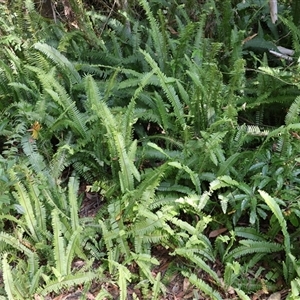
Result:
[1, 0, 300, 299]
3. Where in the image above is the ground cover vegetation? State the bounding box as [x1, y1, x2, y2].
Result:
[1, 0, 300, 299]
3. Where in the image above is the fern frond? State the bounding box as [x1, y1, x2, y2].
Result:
[52, 209, 68, 277]
[107, 260, 131, 300]
[33, 42, 81, 84]
[50, 136, 74, 181]
[234, 227, 266, 241]
[168, 161, 201, 194]
[182, 272, 222, 300]
[140, 49, 186, 132]
[0, 232, 36, 257]
[285, 95, 300, 125]
[29, 266, 45, 295]
[44, 86, 87, 138]
[9, 169, 41, 242]
[225, 240, 283, 262]
[259, 190, 290, 252]
[25, 65, 88, 138]
[132, 252, 166, 296]
[279, 16, 300, 54]
[139, 0, 167, 72]
[2, 253, 18, 300]
[68, 177, 80, 231]
[126, 163, 169, 213]
[85, 75, 140, 192]
[38, 271, 98, 296]
[234, 288, 251, 300]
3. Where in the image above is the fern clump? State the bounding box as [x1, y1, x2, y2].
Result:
[1, 0, 300, 299]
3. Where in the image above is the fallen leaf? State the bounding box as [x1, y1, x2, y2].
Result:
[209, 228, 228, 238]
[268, 292, 281, 300]
[183, 277, 190, 292]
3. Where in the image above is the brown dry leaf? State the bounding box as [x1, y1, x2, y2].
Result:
[86, 292, 95, 300]
[242, 33, 258, 45]
[168, 26, 178, 35]
[267, 292, 281, 300]
[209, 228, 228, 238]
[72, 259, 85, 269]
[183, 291, 196, 299]
[227, 285, 235, 295]
[172, 282, 181, 294]
[182, 277, 190, 292]
[52, 295, 65, 300]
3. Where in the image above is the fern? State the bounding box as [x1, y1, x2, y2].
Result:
[9, 168, 44, 242]
[52, 207, 84, 278]
[124, 163, 169, 215]
[68, 177, 80, 231]
[50, 134, 74, 182]
[0, 232, 36, 258]
[259, 190, 294, 281]
[279, 16, 300, 54]
[141, 49, 186, 134]
[38, 271, 98, 296]
[182, 272, 222, 300]
[234, 288, 252, 300]
[85, 75, 140, 192]
[139, 0, 167, 72]
[34, 42, 81, 84]
[106, 260, 131, 300]
[24, 64, 88, 139]
[2, 253, 23, 300]
[225, 240, 283, 262]
[131, 252, 165, 289]
[285, 95, 300, 125]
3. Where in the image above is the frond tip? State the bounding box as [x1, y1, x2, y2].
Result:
[33, 42, 81, 84]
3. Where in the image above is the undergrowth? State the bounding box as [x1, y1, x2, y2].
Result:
[1, 0, 300, 299]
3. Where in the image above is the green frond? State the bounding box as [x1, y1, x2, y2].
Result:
[134, 206, 171, 232]
[68, 177, 80, 231]
[140, 49, 186, 133]
[132, 252, 166, 296]
[122, 98, 136, 149]
[50, 134, 74, 181]
[65, 228, 83, 274]
[234, 227, 266, 241]
[38, 272, 98, 296]
[234, 288, 251, 300]
[168, 161, 201, 194]
[279, 16, 300, 54]
[8, 82, 38, 99]
[52, 209, 67, 277]
[174, 244, 215, 263]
[139, 0, 167, 72]
[9, 169, 41, 242]
[33, 42, 81, 84]
[134, 231, 166, 251]
[24, 65, 88, 138]
[27, 177, 47, 235]
[0, 232, 36, 258]
[225, 240, 283, 262]
[182, 272, 222, 300]
[152, 91, 172, 130]
[106, 260, 131, 300]
[85, 75, 140, 192]
[2, 253, 18, 300]
[131, 163, 169, 206]
[29, 266, 45, 295]
[259, 190, 290, 253]
[44, 89, 87, 138]
[285, 95, 300, 125]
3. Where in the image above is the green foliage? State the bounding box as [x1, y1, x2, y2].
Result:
[1, 0, 300, 298]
